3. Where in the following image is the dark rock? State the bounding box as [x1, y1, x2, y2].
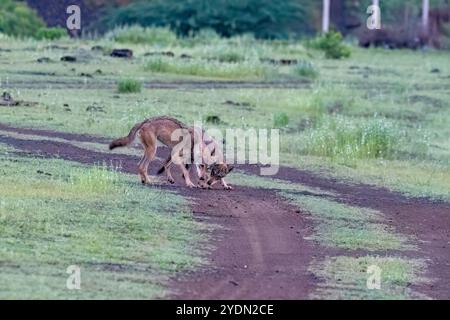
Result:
[61, 56, 77, 62]
[111, 49, 133, 58]
[37, 57, 52, 63]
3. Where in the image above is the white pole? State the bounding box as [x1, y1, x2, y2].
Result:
[322, 0, 330, 33]
[422, 0, 429, 33]
[373, 0, 379, 7]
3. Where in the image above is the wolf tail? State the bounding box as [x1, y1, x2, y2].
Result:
[109, 121, 143, 150]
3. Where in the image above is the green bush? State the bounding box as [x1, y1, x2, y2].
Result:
[0, 0, 45, 37]
[309, 31, 351, 59]
[293, 60, 318, 79]
[35, 27, 67, 40]
[274, 112, 290, 128]
[106, 25, 177, 46]
[302, 117, 397, 160]
[117, 79, 142, 93]
[96, 0, 314, 39]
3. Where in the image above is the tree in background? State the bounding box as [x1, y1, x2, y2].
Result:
[0, 0, 45, 37]
[95, 0, 315, 39]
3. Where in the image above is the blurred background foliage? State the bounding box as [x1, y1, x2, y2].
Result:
[0, 0, 449, 43]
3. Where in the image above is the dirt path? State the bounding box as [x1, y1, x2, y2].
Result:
[1, 125, 449, 299]
[1, 79, 311, 90]
[170, 188, 319, 299]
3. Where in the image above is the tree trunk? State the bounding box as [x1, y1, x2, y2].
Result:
[330, 0, 346, 34]
[422, 0, 430, 34]
[322, 0, 330, 33]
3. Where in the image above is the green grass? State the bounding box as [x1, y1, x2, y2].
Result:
[145, 57, 269, 80]
[309, 256, 429, 299]
[293, 60, 318, 79]
[0, 155, 209, 299]
[117, 79, 142, 94]
[228, 171, 335, 196]
[106, 25, 177, 46]
[273, 112, 289, 128]
[280, 192, 411, 251]
[301, 116, 398, 160]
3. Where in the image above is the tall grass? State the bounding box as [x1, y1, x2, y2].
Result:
[293, 60, 319, 79]
[145, 57, 269, 79]
[117, 79, 142, 93]
[69, 164, 122, 194]
[301, 117, 398, 160]
[274, 112, 290, 127]
[105, 25, 177, 46]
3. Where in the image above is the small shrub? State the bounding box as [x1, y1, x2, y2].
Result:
[117, 79, 142, 93]
[35, 27, 67, 40]
[293, 60, 318, 78]
[309, 31, 351, 59]
[274, 112, 290, 128]
[205, 115, 222, 124]
[106, 25, 177, 46]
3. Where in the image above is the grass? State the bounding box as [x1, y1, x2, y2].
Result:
[105, 25, 177, 46]
[273, 112, 289, 128]
[0, 155, 209, 299]
[301, 116, 398, 160]
[145, 57, 269, 80]
[293, 60, 318, 79]
[117, 79, 142, 94]
[280, 192, 412, 251]
[309, 256, 429, 299]
[228, 171, 335, 196]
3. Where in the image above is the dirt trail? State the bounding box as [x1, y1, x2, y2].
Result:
[1, 125, 449, 299]
[171, 188, 319, 299]
[1, 79, 311, 90]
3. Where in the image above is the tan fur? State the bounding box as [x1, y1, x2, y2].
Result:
[109, 116, 233, 189]
[109, 116, 197, 187]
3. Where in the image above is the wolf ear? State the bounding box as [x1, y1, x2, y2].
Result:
[227, 165, 234, 173]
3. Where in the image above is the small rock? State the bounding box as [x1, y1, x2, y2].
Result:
[111, 49, 133, 58]
[37, 57, 52, 63]
[61, 56, 77, 62]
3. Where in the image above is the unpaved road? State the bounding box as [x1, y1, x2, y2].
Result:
[1, 124, 449, 299]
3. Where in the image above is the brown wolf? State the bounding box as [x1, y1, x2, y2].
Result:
[157, 128, 234, 190]
[109, 116, 233, 189]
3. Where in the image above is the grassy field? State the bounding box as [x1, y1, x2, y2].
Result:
[0, 143, 208, 299]
[0, 29, 449, 299]
[1, 34, 448, 201]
